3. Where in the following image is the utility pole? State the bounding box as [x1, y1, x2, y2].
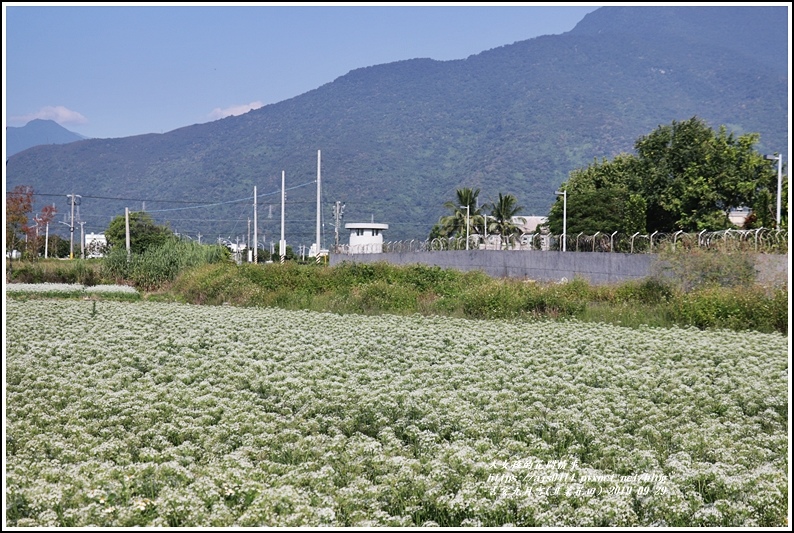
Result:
[44, 219, 50, 259]
[197, 232, 202, 245]
[555, 189, 567, 252]
[125, 207, 131, 261]
[253, 186, 258, 263]
[333, 201, 345, 250]
[78, 221, 86, 259]
[247, 217, 251, 262]
[280, 170, 286, 263]
[316, 149, 321, 257]
[66, 194, 81, 259]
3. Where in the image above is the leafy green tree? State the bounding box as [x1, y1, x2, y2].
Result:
[48, 235, 71, 258]
[487, 193, 525, 249]
[105, 211, 174, 254]
[635, 117, 777, 231]
[547, 154, 646, 235]
[270, 245, 296, 261]
[746, 157, 788, 230]
[433, 187, 484, 240]
[548, 117, 782, 234]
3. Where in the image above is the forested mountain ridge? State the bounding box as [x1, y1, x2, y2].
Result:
[6, 119, 87, 157]
[6, 6, 788, 244]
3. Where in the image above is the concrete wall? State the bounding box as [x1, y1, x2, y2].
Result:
[753, 253, 790, 288]
[330, 250, 789, 286]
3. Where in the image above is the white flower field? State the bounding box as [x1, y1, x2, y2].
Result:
[5, 283, 138, 295]
[5, 298, 789, 526]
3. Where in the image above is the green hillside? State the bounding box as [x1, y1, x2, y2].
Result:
[6, 6, 788, 244]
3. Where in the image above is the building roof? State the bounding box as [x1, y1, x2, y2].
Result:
[345, 223, 389, 230]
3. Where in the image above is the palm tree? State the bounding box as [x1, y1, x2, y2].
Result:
[437, 188, 484, 243]
[487, 193, 525, 249]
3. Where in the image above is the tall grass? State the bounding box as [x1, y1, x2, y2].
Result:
[6, 258, 102, 286]
[9, 248, 786, 334]
[101, 240, 230, 290]
[166, 261, 788, 334]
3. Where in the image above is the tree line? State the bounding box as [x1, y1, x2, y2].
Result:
[429, 189, 526, 249]
[433, 117, 787, 243]
[8, 117, 787, 263]
[547, 117, 787, 235]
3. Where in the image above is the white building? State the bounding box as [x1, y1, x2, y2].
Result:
[479, 216, 548, 250]
[346, 222, 388, 253]
[308, 243, 329, 258]
[728, 207, 752, 228]
[514, 216, 548, 234]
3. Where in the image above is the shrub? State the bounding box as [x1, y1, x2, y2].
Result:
[6, 262, 45, 284]
[653, 248, 755, 291]
[461, 279, 583, 319]
[351, 280, 420, 314]
[7, 259, 101, 285]
[668, 285, 787, 334]
[101, 241, 230, 290]
[614, 278, 674, 304]
[158, 260, 784, 334]
[170, 263, 257, 305]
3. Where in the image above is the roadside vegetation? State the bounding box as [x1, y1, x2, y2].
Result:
[7, 245, 787, 335]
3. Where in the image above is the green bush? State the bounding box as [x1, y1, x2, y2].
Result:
[170, 262, 258, 305]
[614, 278, 674, 304]
[6, 262, 44, 283]
[771, 288, 789, 334]
[101, 240, 230, 290]
[352, 280, 420, 314]
[460, 280, 583, 320]
[461, 281, 519, 319]
[654, 248, 755, 291]
[160, 260, 785, 334]
[668, 285, 787, 334]
[7, 259, 101, 285]
[550, 277, 594, 302]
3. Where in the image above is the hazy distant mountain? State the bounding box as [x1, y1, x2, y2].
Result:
[6, 119, 87, 157]
[6, 6, 788, 243]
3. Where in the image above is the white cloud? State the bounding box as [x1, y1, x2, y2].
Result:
[207, 101, 263, 120]
[12, 106, 88, 125]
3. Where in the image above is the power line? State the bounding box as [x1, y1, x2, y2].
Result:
[20, 192, 213, 205]
[17, 179, 318, 212]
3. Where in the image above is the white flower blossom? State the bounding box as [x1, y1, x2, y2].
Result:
[5, 298, 787, 527]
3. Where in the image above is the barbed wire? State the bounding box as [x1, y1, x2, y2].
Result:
[333, 228, 788, 255]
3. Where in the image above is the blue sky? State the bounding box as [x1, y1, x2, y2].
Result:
[4, 2, 602, 140]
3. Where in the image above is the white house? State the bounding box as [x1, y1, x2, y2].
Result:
[346, 222, 388, 253]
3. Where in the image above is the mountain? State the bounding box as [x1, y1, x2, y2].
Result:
[5, 119, 87, 157]
[6, 6, 788, 244]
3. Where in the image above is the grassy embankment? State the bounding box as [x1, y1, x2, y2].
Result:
[159, 260, 787, 334]
[6, 245, 788, 335]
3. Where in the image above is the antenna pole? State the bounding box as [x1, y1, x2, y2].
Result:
[316, 150, 321, 256]
[253, 186, 258, 263]
[280, 170, 286, 263]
